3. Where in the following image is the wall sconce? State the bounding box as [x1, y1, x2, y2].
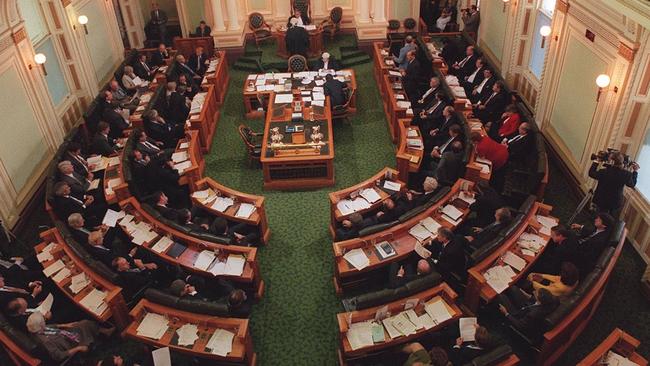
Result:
[596, 74, 617, 101]
[502, 0, 510, 12]
[539, 25, 551, 48]
[78, 15, 89, 34]
[33, 53, 47, 76]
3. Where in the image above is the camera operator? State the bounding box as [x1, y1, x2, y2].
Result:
[588, 151, 639, 216]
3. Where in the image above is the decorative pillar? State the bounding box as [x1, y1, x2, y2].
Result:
[312, 0, 325, 19]
[358, 0, 370, 23]
[371, 0, 386, 22]
[355, 0, 387, 40]
[210, 0, 226, 31]
[225, 0, 240, 31]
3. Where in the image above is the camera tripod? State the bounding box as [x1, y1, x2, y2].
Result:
[568, 183, 598, 224]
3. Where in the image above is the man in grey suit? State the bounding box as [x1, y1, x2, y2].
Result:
[393, 36, 417, 70]
[462, 5, 480, 35]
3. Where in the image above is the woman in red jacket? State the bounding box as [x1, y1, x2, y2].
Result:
[471, 132, 509, 171]
[486, 104, 521, 141]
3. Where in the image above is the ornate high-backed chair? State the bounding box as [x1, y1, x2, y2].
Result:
[248, 12, 273, 49]
[288, 55, 308, 72]
[321, 7, 343, 40]
[404, 17, 418, 35]
[291, 0, 311, 19]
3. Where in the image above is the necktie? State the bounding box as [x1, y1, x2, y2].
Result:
[143, 62, 150, 73]
[484, 92, 496, 105]
[427, 101, 441, 114]
[459, 55, 471, 67]
[68, 196, 84, 205]
[508, 135, 524, 144]
[440, 137, 454, 152]
[144, 141, 160, 152]
[0, 286, 29, 294]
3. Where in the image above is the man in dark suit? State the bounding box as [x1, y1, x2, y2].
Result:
[51, 182, 95, 223]
[571, 212, 614, 276]
[194, 21, 211, 37]
[465, 207, 511, 247]
[503, 122, 535, 164]
[314, 52, 341, 71]
[187, 46, 208, 76]
[285, 18, 310, 57]
[450, 45, 477, 78]
[472, 81, 508, 124]
[434, 140, 465, 186]
[428, 124, 464, 163]
[150, 2, 168, 43]
[335, 213, 367, 241]
[100, 91, 130, 139]
[111, 256, 160, 296]
[152, 191, 183, 221]
[589, 151, 638, 216]
[412, 93, 447, 134]
[150, 43, 170, 67]
[144, 109, 184, 148]
[372, 196, 414, 224]
[468, 68, 496, 104]
[498, 287, 559, 342]
[57, 160, 92, 199]
[427, 227, 466, 278]
[415, 77, 441, 110]
[461, 57, 485, 95]
[427, 106, 459, 148]
[133, 54, 156, 81]
[538, 224, 579, 274]
[401, 50, 422, 103]
[440, 37, 461, 67]
[163, 81, 190, 125]
[323, 74, 347, 108]
[92, 122, 119, 156]
[65, 143, 92, 178]
[172, 55, 201, 83]
[135, 130, 167, 159]
[386, 258, 432, 289]
[211, 217, 261, 246]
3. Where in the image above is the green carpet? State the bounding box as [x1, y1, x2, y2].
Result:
[205, 36, 395, 364]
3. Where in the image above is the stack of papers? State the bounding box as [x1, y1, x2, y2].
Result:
[52, 267, 71, 283]
[484, 265, 517, 294]
[151, 236, 174, 253]
[536, 215, 558, 236]
[132, 226, 158, 245]
[36, 294, 54, 314]
[605, 351, 641, 366]
[346, 321, 374, 350]
[102, 209, 126, 227]
[518, 232, 546, 254]
[174, 160, 192, 175]
[37, 246, 55, 263]
[137, 312, 169, 340]
[420, 217, 441, 234]
[409, 224, 433, 242]
[212, 196, 235, 212]
[209, 255, 246, 277]
[407, 138, 423, 149]
[386, 312, 418, 337]
[424, 298, 452, 325]
[206, 328, 235, 356]
[275, 94, 293, 104]
[459, 317, 478, 341]
[236, 203, 256, 219]
[383, 181, 401, 191]
[88, 156, 107, 171]
[397, 101, 411, 109]
[79, 288, 107, 316]
[360, 188, 381, 203]
[171, 151, 188, 163]
[106, 178, 122, 195]
[176, 323, 199, 346]
[503, 251, 527, 272]
[69, 273, 90, 294]
[194, 250, 216, 271]
[42, 260, 65, 277]
[459, 192, 476, 205]
[343, 248, 370, 271]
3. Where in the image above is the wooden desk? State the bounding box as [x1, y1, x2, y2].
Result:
[124, 299, 256, 365]
[242, 69, 357, 119]
[260, 94, 335, 190]
[103, 154, 130, 205]
[129, 88, 159, 131]
[199, 51, 230, 106]
[175, 130, 204, 188]
[336, 283, 462, 363]
[380, 74, 414, 143]
[464, 202, 555, 313]
[274, 27, 324, 58]
[36, 229, 130, 329]
[328, 168, 404, 238]
[371, 42, 394, 87]
[191, 178, 271, 245]
[118, 197, 264, 298]
[332, 179, 474, 294]
[173, 37, 215, 59]
[396, 119, 424, 184]
[577, 328, 647, 366]
[188, 85, 219, 154]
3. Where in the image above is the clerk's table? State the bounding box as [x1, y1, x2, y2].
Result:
[274, 24, 324, 58]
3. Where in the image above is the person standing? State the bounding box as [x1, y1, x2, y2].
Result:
[150, 2, 168, 44]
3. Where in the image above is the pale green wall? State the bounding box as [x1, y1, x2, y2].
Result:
[80, 0, 120, 82]
[480, 0, 507, 62]
[0, 67, 48, 192]
[36, 39, 70, 106]
[391, 0, 412, 20]
[185, 0, 206, 29]
[140, 0, 179, 23]
[17, 0, 48, 43]
[550, 38, 606, 160]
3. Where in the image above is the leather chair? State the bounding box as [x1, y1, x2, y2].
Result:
[238, 124, 262, 166]
[321, 6, 343, 40]
[403, 17, 417, 35]
[357, 220, 399, 237]
[144, 288, 231, 317]
[288, 54, 308, 72]
[343, 272, 441, 311]
[248, 12, 273, 49]
[331, 88, 355, 123]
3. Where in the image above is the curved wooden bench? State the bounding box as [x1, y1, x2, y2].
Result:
[577, 328, 647, 366]
[396, 119, 424, 185]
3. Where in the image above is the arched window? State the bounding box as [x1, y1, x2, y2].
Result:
[528, 0, 556, 79]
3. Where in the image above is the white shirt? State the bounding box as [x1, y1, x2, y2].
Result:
[467, 67, 481, 83]
[436, 15, 451, 31]
[475, 76, 491, 94]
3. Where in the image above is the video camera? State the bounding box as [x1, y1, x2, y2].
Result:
[590, 148, 638, 169]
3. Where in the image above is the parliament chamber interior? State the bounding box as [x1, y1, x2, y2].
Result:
[0, 0, 649, 365]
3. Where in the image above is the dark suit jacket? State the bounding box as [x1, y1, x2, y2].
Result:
[577, 227, 611, 276]
[458, 54, 478, 79]
[92, 133, 117, 156]
[589, 163, 637, 211]
[285, 26, 310, 56]
[507, 133, 535, 163]
[287, 14, 310, 27]
[66, 153, 91, 177]
[150, 9, 168, 25]
[154, 204, 182, 221]
[150, 51, 169, 67]
[403, 59, 422, 102]
[429, 115, 460, 146]
[324, 79, 347, 107]
[506, 301, 558, 341]
[194, 26, 212, 37]
[164, 91, 189, 125]
[187, 53, 208, 76]
[436, 151, 465, 186]
[475, 91, 508, 123]
[472, 221, 506, 247]
[430, 237, 466, 276]
[314, 58, 341, 71]
[543, 235, 580, 274]
[100, 101, 129, 138]
[136, 139, 163, 158]
[60, 173, 89, 200]
[133, 60, 154, 81]
[52, 195, 85, 220]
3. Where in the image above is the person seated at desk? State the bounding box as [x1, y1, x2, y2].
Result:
[169, 275, 233, 302]
[427, 106, 460, 148]
[173, 55, 202, 82]
[150, 43, 171, 67]
[315, 52, 341, 71]
[371, 196, 414, 224]
[51, 182, 102, 225]
[111, 256, 168, 294]
[571, 213, 614, 276]
[468, 67, 495, 105]
[100, 91, 130, 139]
[109, 80, 139, 112]
[67, 213, 124, 251]
[498, 287, 559, 342]
[26, 312, 114, 363]
[92, 122, 120, 156]
[435, 7, 453, 32]
[526, 262, 580, 302]
[188, 46, 208, 77]
[471, 81, 508, 124]
[193, 20, 211, 37]
[538, 224, 579, 275]
[428, 124, 464, 164]
[465, 207, 511, 247]
[212, 217, 260, 247]
[0, 275, 47, 311]
[227, 289, 253, 318]
[470, 132, 508, 172]
[387, 258, 433, 289]
[486, 104, 520, 141]
[177, 73, 198, 100]
[410, 176, 441, 206]
[502, 122, 535, 164]
[3, 297, 52, 333]
[134, 129, 168, 159]
[286, 17, 310, 57]
[401, 50, 422, 103]
[133, 54, 157, 82]
[65, 143, 95, 178]
[287, 8, 310, 27]
[335, 213, 369, 241]
[323, 74, 347, 108]
[413, 93, 448, 134]
[423, 141, 465, 188]
[450, 45, 477, 78]
[393, 36, 417, 70]
[162, 81, 191, 125]
[121, 65, 143, 92]
[144, 109, 184, 148]
[151, 191, 185, 221]
[461, 57, 486, 95]
[422, 227, 466, 279]
[415, 77, 441, 110]
[57, 160, 94, 200]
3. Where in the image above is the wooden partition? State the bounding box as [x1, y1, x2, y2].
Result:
[104, 151, 131, 205]
[119, 197, 265, 299]
[176, 130, 205, 188]
[328, 167, 404, 238]
[129, 86, 160, 130]
[37, 229, 130, 329]
[332, 179, 474, 294]
[0, 331, 41, 366]
[274, 28, 324, 58]
[192, 177, 271, 245]
[396, 119, 424, 185]
[380, 74, 413, 143]
[200, 50, 230, 105]
[464, 202, 554, 313]
[124, 300, 256, 365]
[172, 36, 215, 58]
[577, 328, 647, 366]
[188, 85, 219, 154]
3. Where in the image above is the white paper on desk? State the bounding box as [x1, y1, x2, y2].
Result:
[442, 214, 462, 226]
[42, 260, 64, 277]
[396, 94, 405, 100]
[486, 277, 509, 294]
[207, 328, 235, 356]
[382, 316, 402, 339]
[459, 317, 478, 342]
[314, 79, 325, 86]
[346, 321, 374, 350]
[388, 70, 402, 77]
[192, 190, 209, 200]
[36, 293, 54, 314]
[52, 267, 71, 283]
[137, 312, 169, 340]
[108, 178, 122, 189]
[171, 151, 188, 163]
[194, 250, 216, 271]
[312, 92, 326, 101]
[87, 179, 100, 191]
[87, 155, 104, 167]
[247, 74, 257, 80]
[69, 273, 90, 294]
[391, 312, 418, 336]
[132, 229, 156, 246]
[208, 259, 227, 276]
[407, 138, 423, 149]
[312, 100, 325, 107]
[80, 288, 107, 315]
[106, 156, 120, 167]
[360, 188, 381, 203]
[383, 180, 401, 191]
[536, 215, 557, 230]
[236, 203, 256, 218]
[174, 160, 192, 174]
[442, 205, 463, 221]
[503, 251, 526, 272]
[212, 196, 235, 212]
[176, 323, 199, 347]
[337, 200, 354, 216]
[224, 255, 245, 276]
[152, 347, 172, 366]
[349, 197, 371, 211]
[343, 248, 370, 271]
[151, 236, 174, 254]
[414, 241, 432, 259]
[425, 299, 452, 325]
[275, 93, 294, 104]
[521, 249, 535, 257]
[459, 192, 476, 205]
[605, 351, 640, 366]
[36, 251, 53, 263]
[410, 224, 432, 242]
[255, 78, 266, 86]
[420, 217, 441, 235]
[102, 209, 125, 227]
